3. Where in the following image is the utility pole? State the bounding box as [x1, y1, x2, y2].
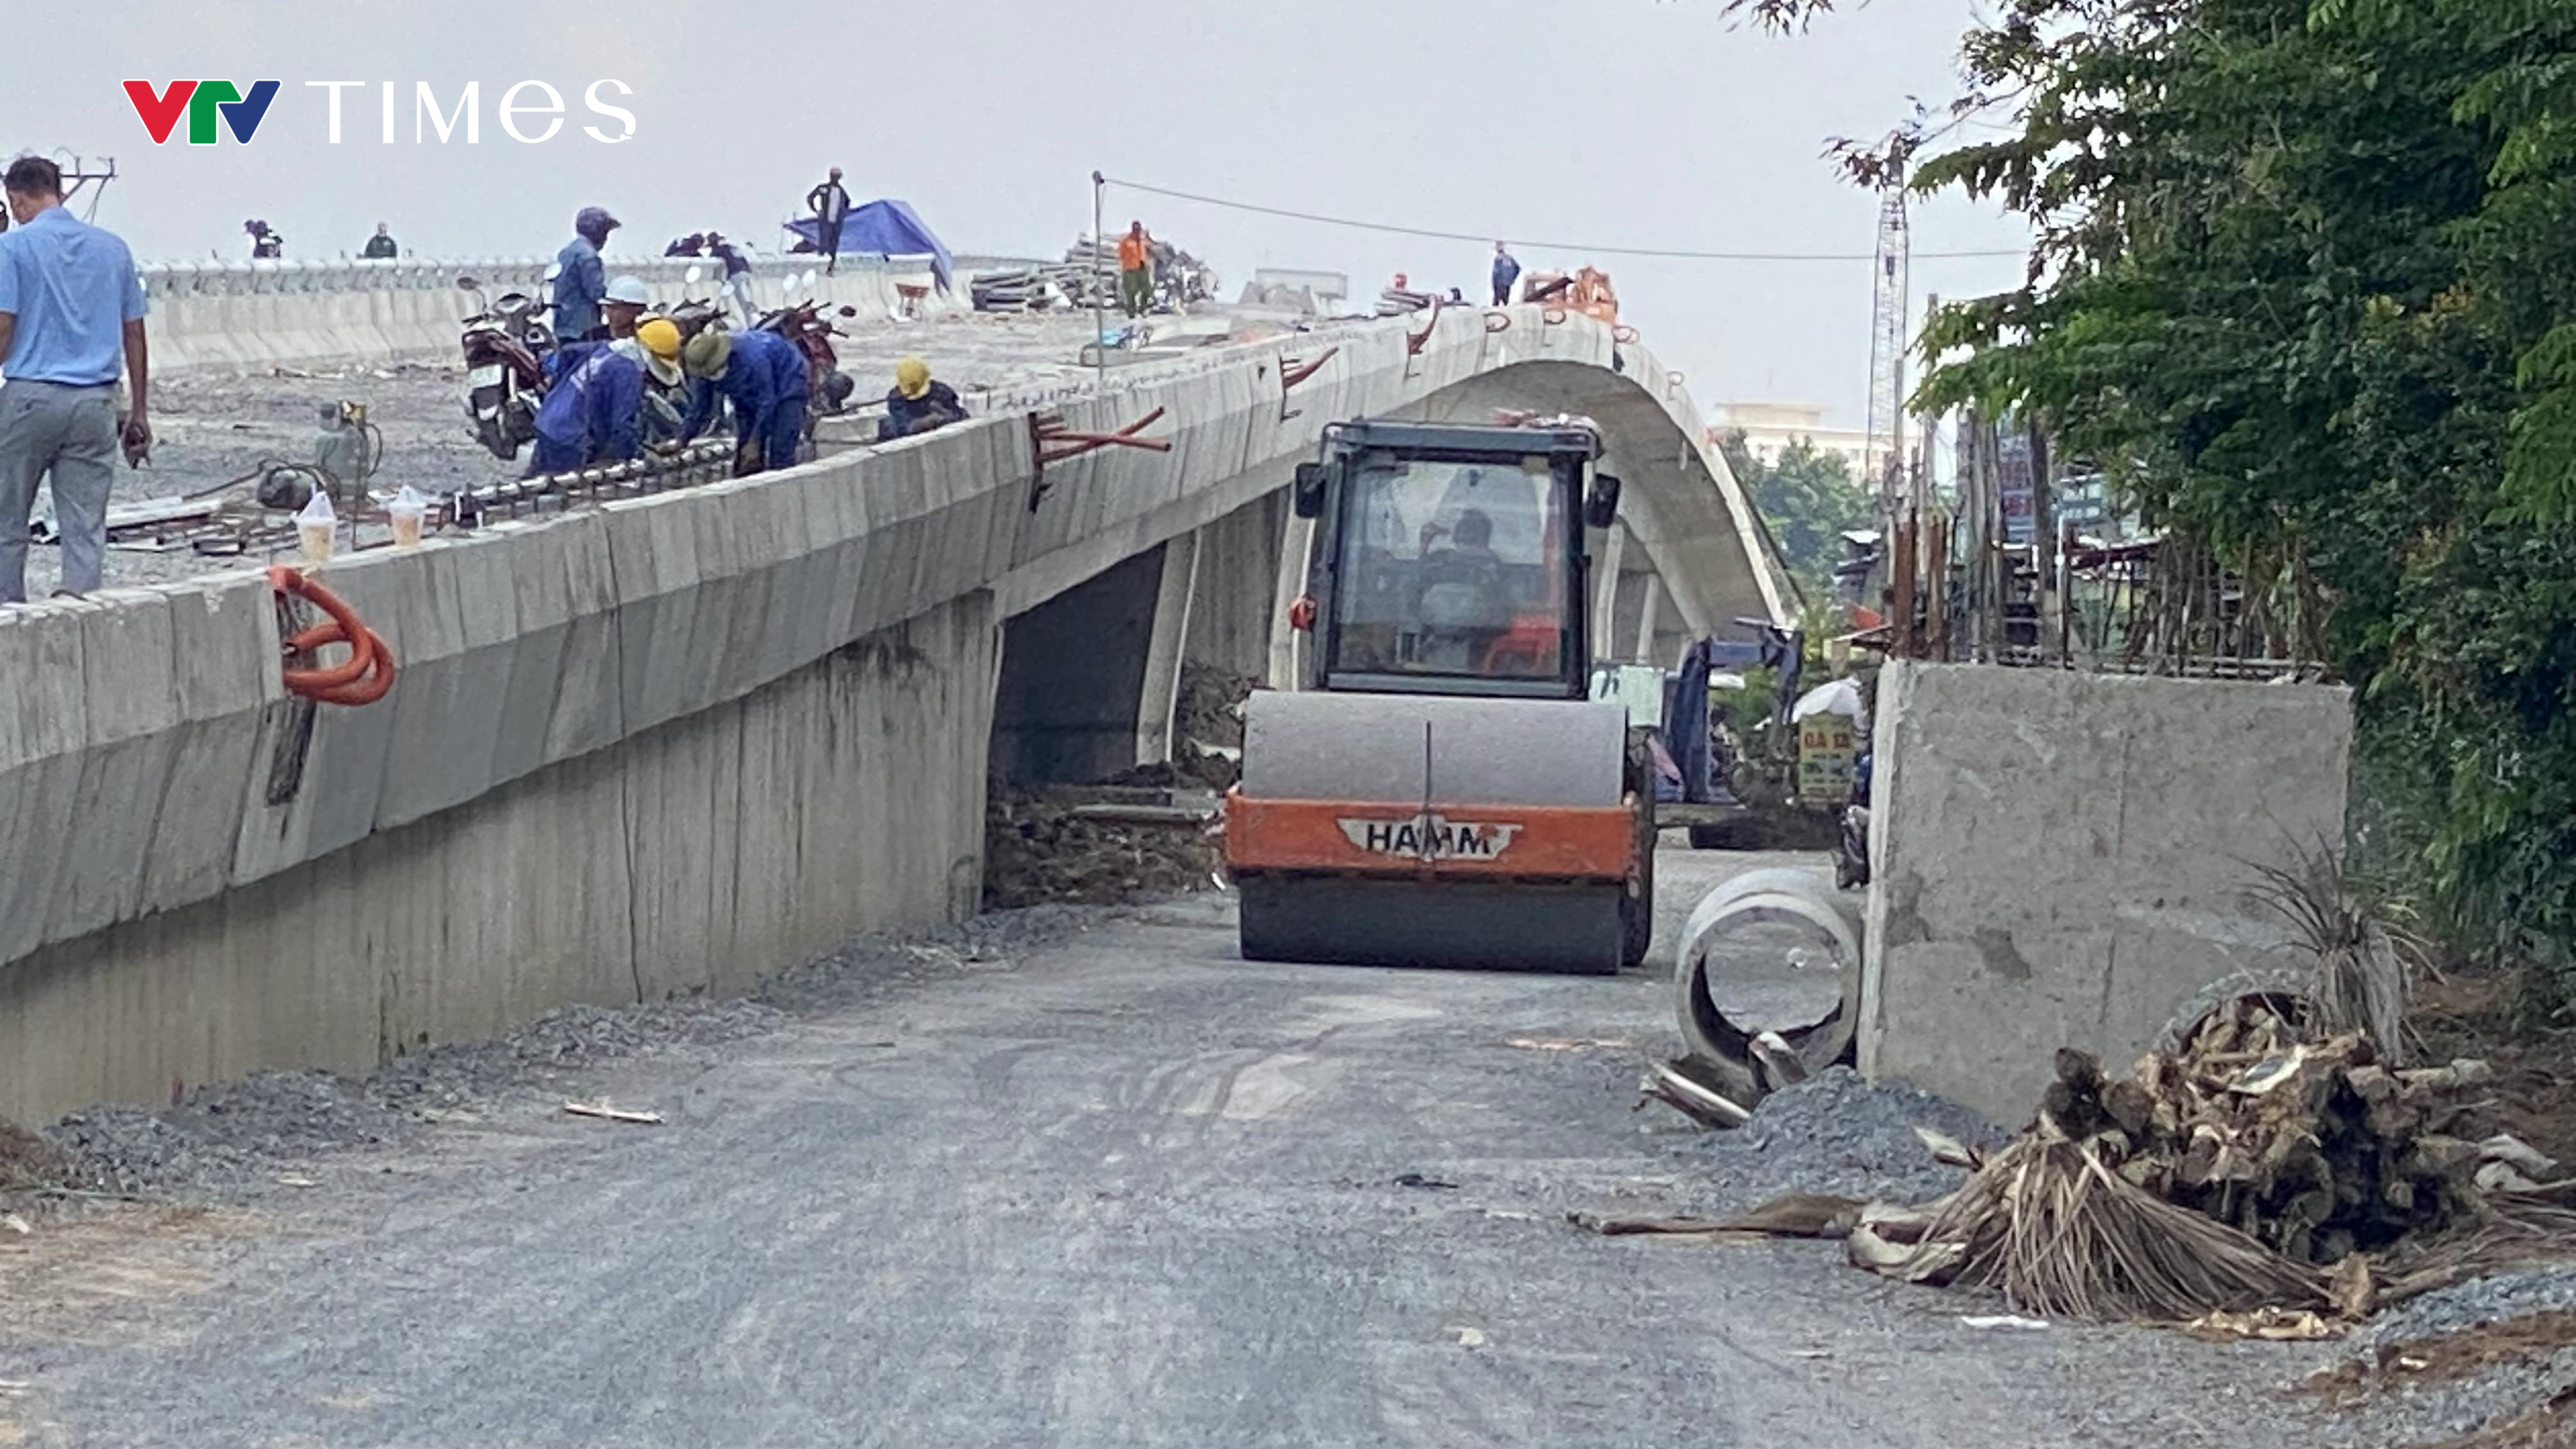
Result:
[1863, 185, 1911, 514]
[1091, 170, 1108, 391]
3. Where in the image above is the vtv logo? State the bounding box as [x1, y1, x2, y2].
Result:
[122, 80, 282, 145]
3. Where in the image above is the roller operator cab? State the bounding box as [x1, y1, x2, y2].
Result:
[1225, 418, 1655, 974]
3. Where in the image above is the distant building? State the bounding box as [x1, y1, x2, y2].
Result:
[1706, 401, 1875, 475]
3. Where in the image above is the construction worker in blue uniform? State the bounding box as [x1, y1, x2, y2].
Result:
[528, 318, 679, 477]
[678, 325, 808, 476]
[876, 357, 967, 442]
[526, 334, 656, 476]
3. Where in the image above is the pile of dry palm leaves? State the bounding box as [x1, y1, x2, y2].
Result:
[1838, 996, 2576, 1324]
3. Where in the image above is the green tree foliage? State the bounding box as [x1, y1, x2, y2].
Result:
[1858, 0, 2576, 987]
[1715, 431, 1876, 592]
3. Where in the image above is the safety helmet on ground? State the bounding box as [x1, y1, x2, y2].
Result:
[894, 356, 931, 400]
[683, 326, 733, 379]
[604, 275, 651, 307]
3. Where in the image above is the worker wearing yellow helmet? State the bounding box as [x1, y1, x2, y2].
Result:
[875, 356, 967, 443]
[620, 318, 687, 448]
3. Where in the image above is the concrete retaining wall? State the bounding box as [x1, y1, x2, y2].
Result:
[141, 253, 1036, 372]
[0, 594, 993, 1121]
[1857, 662, 2355, 1123]
[0, 297, 1787, 1123]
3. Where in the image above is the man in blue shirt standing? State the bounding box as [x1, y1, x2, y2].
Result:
[0, 155, 149, 602]
[678, 326, 808, 477]
[1491, 241, 1522, 307]
[553, 206, 618, 342]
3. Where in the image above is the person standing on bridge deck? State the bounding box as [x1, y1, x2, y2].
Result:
[553, 206, 618, 342]
[361, 222, 398, 259]
[244, 218, 283, 259]
[679, 326, 808, 477]
[0, 154, 150, 604]
[1492, 241, 1521, 306]
[1117, 220, 1154, 318]
[806, 167, 853, 275]
[706, 232, 756, 327]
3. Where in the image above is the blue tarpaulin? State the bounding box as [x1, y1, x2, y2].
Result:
[783, 199, 951, 291]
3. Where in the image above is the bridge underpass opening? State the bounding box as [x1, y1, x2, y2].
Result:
[990, 489, 1289, 790]
[989, 548, 1169, 789]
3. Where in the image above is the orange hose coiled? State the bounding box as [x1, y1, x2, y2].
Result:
[268, 565, 396, 706]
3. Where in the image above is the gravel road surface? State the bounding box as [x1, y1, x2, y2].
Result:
[2, 853, 2336, 1448]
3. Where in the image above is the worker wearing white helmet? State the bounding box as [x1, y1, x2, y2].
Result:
[601, 275, 653, 340]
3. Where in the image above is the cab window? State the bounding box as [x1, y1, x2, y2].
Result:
[1326, 455, 1569, 681]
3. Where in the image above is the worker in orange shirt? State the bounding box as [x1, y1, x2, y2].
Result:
[1117, 220, 1155, 317]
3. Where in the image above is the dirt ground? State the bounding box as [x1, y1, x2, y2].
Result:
[2413, 968, 2576, 1173]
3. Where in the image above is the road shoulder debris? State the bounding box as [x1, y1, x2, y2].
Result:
[15, 905, 1107, 1205]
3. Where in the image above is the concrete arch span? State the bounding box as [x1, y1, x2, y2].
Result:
[990, 335, 1801, 788]
[1409, 356, 1797, 653]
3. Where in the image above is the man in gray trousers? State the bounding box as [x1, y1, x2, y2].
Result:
[0, 153, 150, 602]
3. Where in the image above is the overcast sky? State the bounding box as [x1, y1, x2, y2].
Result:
[6, 0, 2029, 425]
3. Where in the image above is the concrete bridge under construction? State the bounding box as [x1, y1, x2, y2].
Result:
[0, 256, 1795, 1124]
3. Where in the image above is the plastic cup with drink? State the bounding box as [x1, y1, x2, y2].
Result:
[389, 485, 428, 549]
[296, 491, 337, 564]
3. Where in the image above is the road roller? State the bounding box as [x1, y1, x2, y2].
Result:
[1223, 417, 1655, 973]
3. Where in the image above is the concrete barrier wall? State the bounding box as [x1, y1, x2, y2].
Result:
[1857, 662, 2355, 1122]
[0, 300, 1785, 1122]
[0, 593, 994, 1121]
[140, 253, 1039, 372]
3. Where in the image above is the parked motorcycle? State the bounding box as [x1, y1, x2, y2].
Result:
[756, 268, 859, 416]
[457, 274, 555, 460]
[664, 264, 728, 339]
[1834, 749, 1873, 889]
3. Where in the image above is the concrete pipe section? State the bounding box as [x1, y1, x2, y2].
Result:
[1672, 866, 1862, 1105]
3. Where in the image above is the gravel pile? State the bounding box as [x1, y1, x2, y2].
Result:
[2364, 1266, 2576, 1349]
[0, 1114, 111, 1196]
[2296, 1269, 2576, 1447]
[1683, 1066, 2007, 1211]
[42, 905, 1112, 1195]
[47, 1070, 413, 1194]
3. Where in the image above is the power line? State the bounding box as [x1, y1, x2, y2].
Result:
[1100, 176, 2028, 263]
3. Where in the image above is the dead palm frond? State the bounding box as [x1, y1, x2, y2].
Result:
[2248, 836, 2425, 1061]
[1858, 1131, 2334, 1321]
